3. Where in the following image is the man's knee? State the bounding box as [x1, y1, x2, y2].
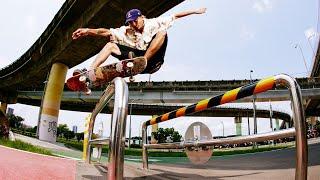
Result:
[104, 42, 120, 55]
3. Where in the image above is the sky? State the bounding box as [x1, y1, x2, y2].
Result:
[0, 0, 319, 138]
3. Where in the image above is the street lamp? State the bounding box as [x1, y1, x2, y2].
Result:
[250, 70, 257, 135]
[269, 100, 273, 131]
[294, 43, 309, 75]
[129, 99, 141, 149]
[304, 28, 317, 57]
[219, 121, 225, 137]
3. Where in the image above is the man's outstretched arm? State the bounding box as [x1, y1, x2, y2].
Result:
[173, 7, 206, 20]
[72, 28, 112, 40]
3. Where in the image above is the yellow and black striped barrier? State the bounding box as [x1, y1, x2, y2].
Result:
[145, 76, 276, 126]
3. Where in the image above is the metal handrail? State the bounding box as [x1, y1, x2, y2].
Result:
[85, 77, 128, 180]
[89, 137, 110, 145]
[142, 74, 307, 180]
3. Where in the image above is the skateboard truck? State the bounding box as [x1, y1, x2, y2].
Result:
[127, 62, 135, 82]
[128, 51, 135, 82]
[79, 75, 92, 95]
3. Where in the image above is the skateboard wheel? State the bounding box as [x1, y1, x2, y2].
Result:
[127, 62, 134, 68]
[79, 75, 86, 82]
[85, 89, 92, 95]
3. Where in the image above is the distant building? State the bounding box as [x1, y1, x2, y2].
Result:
[72, 126, 78, 133]
[7, 108, 14, 115]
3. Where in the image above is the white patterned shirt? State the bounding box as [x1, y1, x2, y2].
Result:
[109, 15, 175, 50]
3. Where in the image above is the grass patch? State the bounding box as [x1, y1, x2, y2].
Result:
[0, 138, 53, 156]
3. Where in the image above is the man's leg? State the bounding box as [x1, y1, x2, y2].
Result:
[90, 42, 121, 69]
[144, 31, 167, 61]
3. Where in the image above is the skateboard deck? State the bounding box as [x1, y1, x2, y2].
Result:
[66, 57, 147, 94]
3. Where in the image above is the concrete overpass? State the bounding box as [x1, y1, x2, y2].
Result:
[16, 77, 320, 116]
[0, 0, 184, 103]
[308, 38, 320, 114]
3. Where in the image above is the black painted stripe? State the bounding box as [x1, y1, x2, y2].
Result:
[236, 83, 257, 100]
[155, 116, 162, 124]
[168, 111, 177, 120]
[207, 94, 224, 108]
[185, 104, 197, 114]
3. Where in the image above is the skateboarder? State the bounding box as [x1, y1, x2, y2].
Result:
[72, 7, 206, 80]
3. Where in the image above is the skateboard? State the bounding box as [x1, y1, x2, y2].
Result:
[66, 57, 147, 94]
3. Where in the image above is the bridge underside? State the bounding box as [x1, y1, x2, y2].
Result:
[17, 98, 291, 122]
[0, 0, 183, 95]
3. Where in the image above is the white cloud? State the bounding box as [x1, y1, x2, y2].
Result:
[240, 25, 255, 41]
[253, 0, 273, 13]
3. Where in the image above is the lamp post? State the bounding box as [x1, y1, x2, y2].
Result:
[304, 28, 317, 57]
[250, 70, 257, 135]
[269, 100, 273, 131]
[250, 70, 258, 148]
[294, 44, 309, 75]
[247, 113, 250, 135]
[219, 121, 225, 137]
[129, 99, 141, 149]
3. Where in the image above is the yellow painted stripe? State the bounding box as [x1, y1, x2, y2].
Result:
[195, 99, 209, 112]
[221, 87, 241, 104]
[254, 76, 275, 94]
[42, 107, 59, 117]
[176, 107, 187, 117]
[150, 117, 157, 125]
[161, 113, 170, 121]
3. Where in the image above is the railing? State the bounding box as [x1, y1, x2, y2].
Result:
[142, 74, 307, 180]
[85, 77, 128, 180]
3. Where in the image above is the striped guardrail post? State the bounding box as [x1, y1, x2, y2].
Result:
[142, 74, 307, 180]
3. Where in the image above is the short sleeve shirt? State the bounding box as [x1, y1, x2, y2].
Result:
[109, 15, 175, 50]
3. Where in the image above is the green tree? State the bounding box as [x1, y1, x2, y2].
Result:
[57, 124, 69, 138]
[64, 130, 75, 140]
[75, 132, 84, 142]
[152, 127, 182, 143]
[7, 114, 24, 129]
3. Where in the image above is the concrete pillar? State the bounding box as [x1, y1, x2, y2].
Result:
[38, 63, 68, 142]
[0, 102, 7, 114]
[310, 117, 317, 130]
[234, 116, 242, 136]
[275, 119, 280, 130]
[151, 115, 158, 144]
[151, 124, 158, 144]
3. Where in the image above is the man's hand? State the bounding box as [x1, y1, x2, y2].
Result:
[194, 8, 206, 14]
[72, 28, 89, 40]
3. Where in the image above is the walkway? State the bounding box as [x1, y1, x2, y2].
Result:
[0, 145, 76, 179]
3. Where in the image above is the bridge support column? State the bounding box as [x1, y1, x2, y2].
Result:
[0, 102, 7, 114]
[275, 119, 280, 130]
[234, 116, 242, 136]
[39, 63, 68, 142]
[151, 115, 158, 144]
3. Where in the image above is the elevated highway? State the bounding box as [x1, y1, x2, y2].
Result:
[0, 0, 183, 102]
[17, 77, 320, 116]
[308, 39, 320, 114]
